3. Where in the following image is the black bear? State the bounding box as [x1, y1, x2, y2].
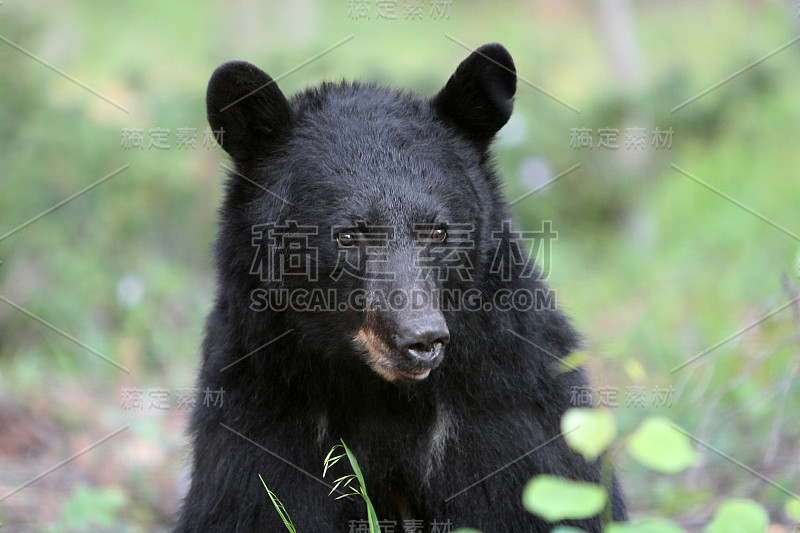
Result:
[175, 43, 626, 532]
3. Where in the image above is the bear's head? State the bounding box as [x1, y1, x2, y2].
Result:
[206, 44, 517, 385]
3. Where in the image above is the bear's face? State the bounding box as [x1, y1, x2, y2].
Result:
[276, 108, 473, 383]
[206, 44, 516, 384]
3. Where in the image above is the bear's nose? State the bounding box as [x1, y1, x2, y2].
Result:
[394, 316, 450, 362]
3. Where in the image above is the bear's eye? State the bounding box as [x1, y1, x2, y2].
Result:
[337, 232, 358, 247]
[431, 227, 447, 243]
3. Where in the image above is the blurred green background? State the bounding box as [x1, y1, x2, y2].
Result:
[1, 0, 799, 531]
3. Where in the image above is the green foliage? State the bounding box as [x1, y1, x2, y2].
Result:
[262, 441, 379, 533]
[622, 358, 647, 383]
[57, 484, 127, 530]
[605, 518, 685, 533]
[786, 498, 800, 523]
[561, 407, 617, 462]
[704, 499, 769, 533]
[627, 417, 697, 474]
[522, 475, 607, 522]
[259, 475, 297, 533]
[556, 350, 590, 374]
[323, 440, 380, 533]
[554, 407, 777, 532]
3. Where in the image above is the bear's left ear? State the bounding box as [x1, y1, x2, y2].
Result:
[432, 43, 516, 146]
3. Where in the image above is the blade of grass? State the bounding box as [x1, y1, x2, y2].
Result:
[323, 446, 345, 478]
[329, 474, 357, 495]
[259, 474, 297, 533]
[340, 440, 380, 533]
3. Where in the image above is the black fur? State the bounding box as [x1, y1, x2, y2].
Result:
[175, 43, 626, 532]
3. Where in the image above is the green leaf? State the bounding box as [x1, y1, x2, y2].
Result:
[339, 440, 380, 533]
[522, 475, 607, 522]
[322, 446, 345, 478]
[627, 417, 697, 473]
[555, 350, 589, 374]
[561, 408, 616, 462]
[786, 498, 800, 522]
[259, 475, 296, 533]
[623, 358, 647, 382]
[605, 518, 685, 533]
[553, 527, 589, 533]
[704, 499, 769, 533]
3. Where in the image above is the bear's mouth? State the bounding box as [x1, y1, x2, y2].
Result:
[353, 328, 445, 383]
[397, 368, 432, 380]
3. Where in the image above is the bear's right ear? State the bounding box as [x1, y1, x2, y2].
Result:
[432, 43, 516, 146]
[206, 61, 292, 161]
